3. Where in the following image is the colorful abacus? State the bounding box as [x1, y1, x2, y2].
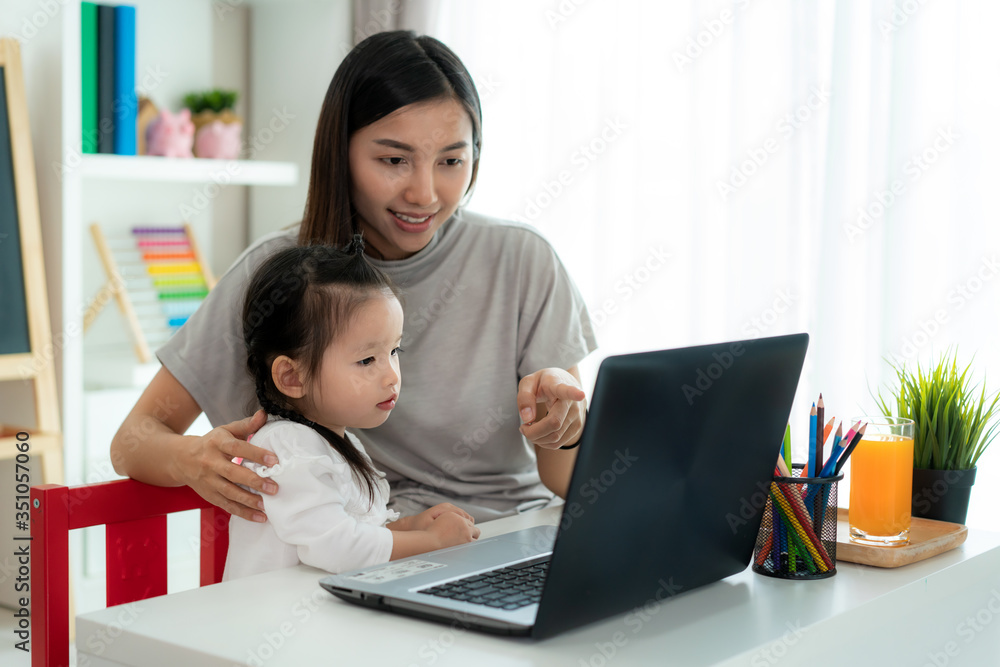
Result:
[85, 223, 217, 363]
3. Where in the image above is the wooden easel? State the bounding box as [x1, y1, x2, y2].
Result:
[0, 38, 63, 485]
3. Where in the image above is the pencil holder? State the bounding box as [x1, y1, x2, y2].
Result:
[752, 464, 842, 580]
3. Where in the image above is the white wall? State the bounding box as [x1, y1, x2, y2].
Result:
[0, 0, 70, 613]
[248, 0, 353, 241]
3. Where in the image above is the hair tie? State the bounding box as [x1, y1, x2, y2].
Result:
[349, 233, 365, 256]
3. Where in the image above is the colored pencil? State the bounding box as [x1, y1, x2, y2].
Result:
[776, 455, 792, 479]
[807, 403, 817, 477]
[816, 394, 825, 477]
[818, 422, 852, 478]
[783, 423, 792, 471]
[771, 488, 831, 572]
[833, 423, 868, 475]
[822, 417, 835, 446]
[771, 500, 781, 566]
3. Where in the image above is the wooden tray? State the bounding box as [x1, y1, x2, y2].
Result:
[835, 507, 967, 568]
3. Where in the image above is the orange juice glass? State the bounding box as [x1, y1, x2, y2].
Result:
[848, 417, 914, 546]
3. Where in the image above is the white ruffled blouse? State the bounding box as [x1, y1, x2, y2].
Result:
[223, 419, 400, 581]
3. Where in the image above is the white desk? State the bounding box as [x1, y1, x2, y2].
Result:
[77, 508, 1000, 667]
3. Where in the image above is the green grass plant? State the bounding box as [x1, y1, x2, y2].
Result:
[875, 350, 1000, 470]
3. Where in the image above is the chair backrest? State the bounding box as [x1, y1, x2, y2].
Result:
[30, 479, 229, 667]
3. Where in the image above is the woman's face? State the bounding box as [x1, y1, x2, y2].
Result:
[349, 97, 475, 260]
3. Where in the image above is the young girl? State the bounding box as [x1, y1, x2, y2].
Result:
[112, 31, 596, 525]
[223, 238, 479, 580]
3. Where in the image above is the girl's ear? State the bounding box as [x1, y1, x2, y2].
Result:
[272, 355, 307, 399]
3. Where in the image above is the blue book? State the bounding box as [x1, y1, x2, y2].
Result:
[113, 5, 137, 155]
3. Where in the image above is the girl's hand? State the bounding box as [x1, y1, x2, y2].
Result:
[427, 512, 480, 549]
[406, 503, 475, 531]
[176, 409, 277, 523]
[517, 368, 587, 449]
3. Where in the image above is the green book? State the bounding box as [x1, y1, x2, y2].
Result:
[81, 2, 98, 154]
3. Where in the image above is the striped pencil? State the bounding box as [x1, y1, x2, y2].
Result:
[771, 488, 831, 572]
[776, 477, 834, 567]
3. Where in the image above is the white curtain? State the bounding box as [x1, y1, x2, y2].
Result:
[426, 0, 1000, 530]
[353, 0, 441, 42]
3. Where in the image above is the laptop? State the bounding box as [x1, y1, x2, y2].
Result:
[320, 333, 809, 639]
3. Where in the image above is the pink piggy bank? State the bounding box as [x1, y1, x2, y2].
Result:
[194, 120, 242, 159]
[145, 108, 195, 158]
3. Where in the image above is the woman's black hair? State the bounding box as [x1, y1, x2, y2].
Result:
[300, 30, 483, 248]
[242, 236, 399, 504]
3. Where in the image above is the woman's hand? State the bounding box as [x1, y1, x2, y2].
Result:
[517, 367, 587, 449]
[175, 409, 278, 523]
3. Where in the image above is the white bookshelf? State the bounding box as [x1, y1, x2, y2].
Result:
[47, 0, 352, 617]
[79, 153, 298, 185]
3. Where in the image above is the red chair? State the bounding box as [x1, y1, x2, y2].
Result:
[30, 479, 230, 667]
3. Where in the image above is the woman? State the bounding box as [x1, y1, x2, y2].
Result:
[110, 31, 597, 523]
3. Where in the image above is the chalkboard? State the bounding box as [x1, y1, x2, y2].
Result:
[0, 65, 31, 355]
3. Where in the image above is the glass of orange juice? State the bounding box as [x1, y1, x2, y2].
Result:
[848, 416, 914, 546]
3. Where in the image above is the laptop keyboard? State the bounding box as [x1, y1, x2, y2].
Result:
[418, 558, 550, 610]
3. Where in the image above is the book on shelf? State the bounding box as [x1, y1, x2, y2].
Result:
[96, 4, 115, 153]
[87, 3, 136, 156]
[81, 2, 98, 154]
[113, 5, 137, 155]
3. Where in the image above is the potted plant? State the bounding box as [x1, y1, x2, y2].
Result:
[182, 89, 242, 159]
[874, 350, 1000, 524]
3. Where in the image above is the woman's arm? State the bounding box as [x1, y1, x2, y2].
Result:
[110, 366, 277, 522]
[519, 366, 587, 498]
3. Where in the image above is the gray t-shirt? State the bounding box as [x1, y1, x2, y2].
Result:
[158, 209, 597, 520]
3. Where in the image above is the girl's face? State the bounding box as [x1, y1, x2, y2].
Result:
[349, 97, 475, 260]
[300, 292, 404, 435]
